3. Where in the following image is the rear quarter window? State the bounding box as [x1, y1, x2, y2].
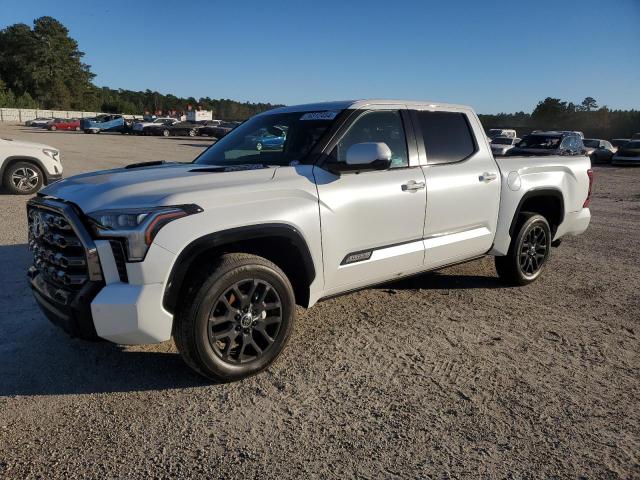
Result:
[415, 111, 477, 164]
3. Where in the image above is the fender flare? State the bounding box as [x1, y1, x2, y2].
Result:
[509, 188, 565, 236]
[1, 155, 55, 184]
[162, 223, 316, 313]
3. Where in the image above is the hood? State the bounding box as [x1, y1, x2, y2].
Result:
[41, 162, 277, 213]
[0, 138, 56, 150]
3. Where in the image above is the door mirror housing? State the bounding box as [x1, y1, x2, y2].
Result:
[325, 142, 392, 174]
[346, 142, 392, 165]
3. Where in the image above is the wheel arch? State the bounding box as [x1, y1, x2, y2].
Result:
[163, 223, 317, 313]
[509, 188, 565, 237]
[1, 155, 53, 185]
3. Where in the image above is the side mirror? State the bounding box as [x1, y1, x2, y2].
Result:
[325, 142, 392, 174]
[346, 142, 391, 165]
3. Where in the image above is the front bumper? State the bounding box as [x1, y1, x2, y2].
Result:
[27, 198, 177, 345]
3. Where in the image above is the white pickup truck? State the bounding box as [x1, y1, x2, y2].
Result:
[27, 100, 593, 381]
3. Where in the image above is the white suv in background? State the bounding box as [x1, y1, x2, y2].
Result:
[1, 137, 62, 194]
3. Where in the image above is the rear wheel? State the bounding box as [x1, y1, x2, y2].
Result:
[188, 129, 196, 137]
[163, 129, 170, 137]
[3, 161, 43, 195]
[174, 253, 295, 382]
[495, 213, 551, 286]
[49, 125, 57, 131]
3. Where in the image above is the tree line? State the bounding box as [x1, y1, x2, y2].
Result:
[0, 17, 638, 136]
[0, 17, 280, 120]
[480, 97, 639, 140]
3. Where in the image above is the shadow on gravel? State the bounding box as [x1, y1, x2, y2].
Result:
[380, 270, 507, 291]
[0, 244, 208, 397]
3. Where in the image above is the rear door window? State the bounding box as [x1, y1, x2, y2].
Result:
[414, 111, 477, 164]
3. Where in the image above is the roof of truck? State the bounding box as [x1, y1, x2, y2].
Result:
[266, 99, 471, 114]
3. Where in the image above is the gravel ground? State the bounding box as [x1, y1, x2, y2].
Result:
[0, 124, 638, 479]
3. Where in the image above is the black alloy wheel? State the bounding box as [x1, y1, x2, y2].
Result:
[495, 213, 551, 286]
[518, 224, 548, 278]
[208, 279, 283, 364]
[173, 253, 295, 382]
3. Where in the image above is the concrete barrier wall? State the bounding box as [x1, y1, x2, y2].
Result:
[0, 109, 139, 123]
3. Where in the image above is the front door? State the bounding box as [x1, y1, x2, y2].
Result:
[314, 108, 427, 295]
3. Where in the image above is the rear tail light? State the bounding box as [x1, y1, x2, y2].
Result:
[583, 169, 594, 208]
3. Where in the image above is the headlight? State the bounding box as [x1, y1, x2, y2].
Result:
[43, 148, 60, 162]
[88, 204, 202, 261]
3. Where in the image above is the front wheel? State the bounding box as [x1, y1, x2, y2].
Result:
[162, 129, 170, 137]
[174, 253, 295, 382]
[188, 129, 196, 137]
[495, 213, 551, 286]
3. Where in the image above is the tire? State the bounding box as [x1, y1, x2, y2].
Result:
[49, 125, 57, 131]
[163, 129, 170, 137]
[174, 253, 295, 382]
[256, 142, 263, 151]
[75, 126, 81, 131]
[495, 213, 551, 286]
[3, 161, 44, 195]
[188, 129, 196, 137]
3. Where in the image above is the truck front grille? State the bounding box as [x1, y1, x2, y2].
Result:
[27, 199, 102, 294]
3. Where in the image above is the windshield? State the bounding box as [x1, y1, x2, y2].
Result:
[195, 111, 341, 166]
[516, 134, 561, 149]
[491, 137, 513, 145]
[583, 139, 600, 148]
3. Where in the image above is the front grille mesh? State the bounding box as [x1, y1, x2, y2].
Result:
[28, 206, 89, 289]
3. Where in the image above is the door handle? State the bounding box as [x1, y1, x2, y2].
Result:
[479, 172, 498, 182]
[401, 180, 426, 192]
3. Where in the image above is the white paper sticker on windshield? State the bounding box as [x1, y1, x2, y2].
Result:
[300, 111, 338, 121]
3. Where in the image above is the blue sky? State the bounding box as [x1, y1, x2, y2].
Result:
[1, 0, 639, 113]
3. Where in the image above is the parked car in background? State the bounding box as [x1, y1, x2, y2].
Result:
[582, 139, 615, 164]
[487, 128, 517, 140]
[611, 139, 630, 153]
[0, 137, 62, 194]
[200, 121, 239, 138]
[612, 140, 640, 166]
[507, 131, 585, 157]
[81, 115, 125, 134]
[148, 121, 203, 137]
[26, 118, 54, 128]
[132, 117, 178, 135]
[490, 136, 520, 156]
[198, 120, 222, 127]
[245, 126, 288, 151]
[47, 118, 81, 131]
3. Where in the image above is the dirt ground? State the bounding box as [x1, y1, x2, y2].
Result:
[0, 124, 638, 479]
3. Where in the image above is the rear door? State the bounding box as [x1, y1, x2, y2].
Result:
[411, 109, 501, 269]
[314, 107, 427, 294]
